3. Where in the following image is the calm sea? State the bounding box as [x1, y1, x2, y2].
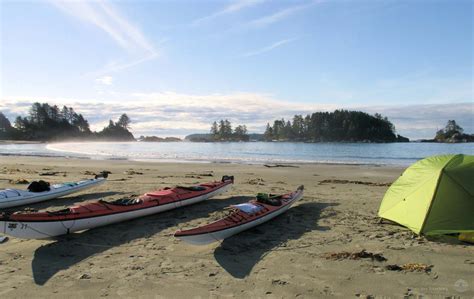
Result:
[0, 141, 473, 166]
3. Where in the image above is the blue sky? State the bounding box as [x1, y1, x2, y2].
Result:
[1, 0, 472, 138]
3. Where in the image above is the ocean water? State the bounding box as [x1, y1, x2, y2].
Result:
[0, 141, 473, 166]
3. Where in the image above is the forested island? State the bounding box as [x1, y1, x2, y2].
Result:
[186, 110, 409, 143]
[0, 102, 134, 141]
[421, 120, 474, 143]
[138, 136, 182, 142]
[3, 103, 471, 144]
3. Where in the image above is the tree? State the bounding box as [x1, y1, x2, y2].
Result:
[435, 120, 465, 141]
[223, 119, 232, 140]
[0, 112, 12, 133]
[292, 115, 305, 140]
[444, 120, 463, 135]
[233, 125, 249, 141]
[264, 123, 273, 141]
[210, 121, 219, 140]
[72, 114, 91, 133]
[117, 114, 131, 129]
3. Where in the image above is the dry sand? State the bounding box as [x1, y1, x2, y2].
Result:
[0, 156, 472, 298]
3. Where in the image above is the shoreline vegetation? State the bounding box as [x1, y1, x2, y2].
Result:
[419, 120, 474, 143]
[0, 102, 471, 144]
[0, 102, 135, 142]
[187, 110, 410, 143]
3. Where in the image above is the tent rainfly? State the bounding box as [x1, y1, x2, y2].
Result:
[378, 154, 474, 235]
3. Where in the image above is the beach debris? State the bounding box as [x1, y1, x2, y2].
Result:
[385, 263, 433, 273]
[322, 249, 387, 262]
[247, 178, 265, 185]
[79, 273, 92, 279]
[9, 178, 29, 184]
[271, 279, 288, 286]
[1, 167, 37, 174]
[264, 164, 299, 168]
[110, 178, 127, 181]
[0, 236, 8, 244]
[123, 170, 143, 175]
[355, 294, 374, 299]
[39, 171, 60, 176]
[83, 170, 96, 175]
[319, 179, 391, 187]
[196, 173, 213, 177]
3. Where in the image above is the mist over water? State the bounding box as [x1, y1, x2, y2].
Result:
[1, 141, 472, 166]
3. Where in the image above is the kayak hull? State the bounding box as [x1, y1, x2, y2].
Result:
[0, 179, 232, 239]
[175, 186, 303, 245]
[0, 178, 106, 209]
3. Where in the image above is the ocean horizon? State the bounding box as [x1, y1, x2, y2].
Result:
[1, 141, 472, 166]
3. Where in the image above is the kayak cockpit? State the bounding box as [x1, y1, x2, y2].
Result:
[47, 208, 73, 216]
[102, 197, 143, 206]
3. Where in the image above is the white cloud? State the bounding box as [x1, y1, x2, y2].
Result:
[50, 0, 158, 75]
[242, 37, 298, 57]
[1, 93, 472, 139]
[95, 76, 113, 85]
[193, 0, 265, 25]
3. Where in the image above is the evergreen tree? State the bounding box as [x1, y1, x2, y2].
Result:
[210, 121, 219, 140]
[223, 119, 232, 140]
[117, 114, 131, 129]
[0, 112, 12, 133]
[264, 123, 273, 141]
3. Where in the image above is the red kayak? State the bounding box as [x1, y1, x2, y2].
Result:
[0, 176, 234, 239]
[175, 185, 304, 245]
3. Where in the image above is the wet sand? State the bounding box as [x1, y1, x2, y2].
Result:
[0, 156, 472, 298]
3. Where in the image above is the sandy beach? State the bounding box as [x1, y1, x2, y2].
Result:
[0, 156, 472, 298]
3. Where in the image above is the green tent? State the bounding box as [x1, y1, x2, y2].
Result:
[378, 154, 474, 235]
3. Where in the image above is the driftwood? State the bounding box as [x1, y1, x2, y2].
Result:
[264, 164, 299, 168]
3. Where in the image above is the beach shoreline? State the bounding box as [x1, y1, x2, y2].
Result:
[0, 156, 472, 298]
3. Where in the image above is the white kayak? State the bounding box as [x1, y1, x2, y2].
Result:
[0, 176, 107, 209]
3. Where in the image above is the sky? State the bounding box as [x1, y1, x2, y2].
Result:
[0, 0, 472, 139]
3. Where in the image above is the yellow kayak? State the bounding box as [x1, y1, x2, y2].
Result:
[459, 232, 474, 244]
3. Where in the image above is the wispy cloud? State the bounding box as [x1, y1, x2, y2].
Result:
[246, 0, 321, 28]
[193, 0, 265, 25]
[50, 0, 158, 74]
[95, 75, 113, 85]
[242, 37, 298, 57]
